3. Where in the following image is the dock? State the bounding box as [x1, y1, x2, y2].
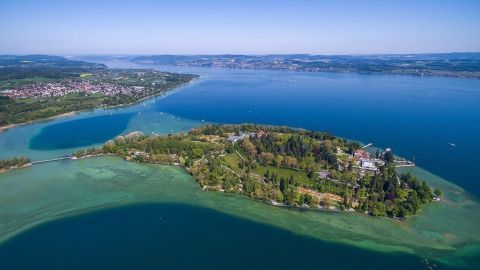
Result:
[362, 143, 373, 149]
[394, 160, 415, 168]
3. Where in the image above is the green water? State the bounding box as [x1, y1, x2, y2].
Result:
[0, 156, 478, 268]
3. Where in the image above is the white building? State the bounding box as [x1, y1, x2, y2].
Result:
[360, 159, 377, 171]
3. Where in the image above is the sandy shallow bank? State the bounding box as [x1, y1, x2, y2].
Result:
[0, 156, 479, 268]
[0, 112, 77, 133]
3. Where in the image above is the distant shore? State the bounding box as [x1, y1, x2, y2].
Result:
[130, 53, 480, 80]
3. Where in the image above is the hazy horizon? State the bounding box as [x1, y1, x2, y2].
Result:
[28, 51, 480, 57]
[1, 0, 479, 55]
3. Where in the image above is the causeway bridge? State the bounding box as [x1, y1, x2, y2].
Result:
[31, 156, 73, 165]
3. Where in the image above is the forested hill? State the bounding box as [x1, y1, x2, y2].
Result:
[0, 55, 107, 81]
[0, 55, 106, 69]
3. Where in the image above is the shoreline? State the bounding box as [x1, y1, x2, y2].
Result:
[134, 61, 480, 81]
[0, 155, 477, 269]
[0, 152, 427, 220]
[0, 163, 32, 175]
[70, 130, 436, 222]
[0, 112, 77, 133]
[0, 78, 198, 134]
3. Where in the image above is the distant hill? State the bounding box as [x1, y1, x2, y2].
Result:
[0, 55, 107, 69]
[0, 55, 107, 81]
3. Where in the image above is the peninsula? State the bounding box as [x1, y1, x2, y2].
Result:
[74, 124, 441, 219]
[0, 55, 197, 128]
[0, 157, 31, 174]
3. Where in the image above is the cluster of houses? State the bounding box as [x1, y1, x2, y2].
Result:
[353, 149, 384, 171]
[352, 148, 415, 172]
[1, 80, 147, 99]
[226, 130, 266, 143]
[334, 146, 389, 173]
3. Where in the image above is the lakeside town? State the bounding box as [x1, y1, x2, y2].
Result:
[1, 80, 141, 99]
[0, 67, 197, 127]
[1, 69, 181, 99]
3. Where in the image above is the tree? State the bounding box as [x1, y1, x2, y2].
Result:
[371, 202, 386, 216]
[274, 155, 284, 167]
[273, 189, 284, 202]
[396, 188, 409, 200]
[288, 174, 295, 185]
[434, 188, 443, 198]
[279, 177, 288, 193]
[259, 152, 274, 166]
[242, 139, 257, 156]
[284, 156, 298, 168]
[384, 150, 394, 163]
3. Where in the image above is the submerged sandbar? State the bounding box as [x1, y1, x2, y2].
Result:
[0, 156, 479, 268]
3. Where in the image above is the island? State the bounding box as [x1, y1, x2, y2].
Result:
[0, 55, 197, 129]
[73, 124, 441, 220]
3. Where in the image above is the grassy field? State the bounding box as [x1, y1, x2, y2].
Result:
[254, 165, 313, 186]
[336, 153, 350, 163]
[222, 153, 241, 170]
[222, 153, 315, 187]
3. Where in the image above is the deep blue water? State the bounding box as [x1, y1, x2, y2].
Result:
[0, 204, 438, 270]
[28, 68, 480, 197]
[9, 66, 479, 269]
[29, 113, 134, 150]
[154, 70, 480, 197]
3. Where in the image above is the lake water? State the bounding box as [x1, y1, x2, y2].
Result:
[0, 203, 437, 270]
[153, 67, 480, 198]
[0, 63, 479, 269]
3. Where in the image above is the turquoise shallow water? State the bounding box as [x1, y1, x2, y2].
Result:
[0, 63, 479, 269]
[0, 203, 440, 270]
[0, 157, 477, 269]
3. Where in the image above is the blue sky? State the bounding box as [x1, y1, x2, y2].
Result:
[0, 0, 479, 55]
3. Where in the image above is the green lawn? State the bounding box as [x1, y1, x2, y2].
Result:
[336, 153, 350, 163]
[254, 165, 313, 186]
[222, 153, 241, 170]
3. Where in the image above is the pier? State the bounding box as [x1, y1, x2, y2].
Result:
[362, 143, 373, 149]
[30, 156, 73, 165]
[394, 160, 415, 168]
